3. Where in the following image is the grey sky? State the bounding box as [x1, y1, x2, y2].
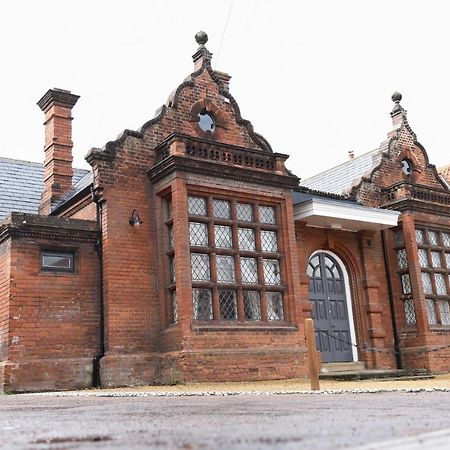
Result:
[1, 0, 449, 179]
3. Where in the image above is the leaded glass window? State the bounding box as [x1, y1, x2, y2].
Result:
[428, 231, 439, 246]
[238, 228, 256, 251]
[169, 257, 176, 283]
[414, 227, 450, 326]
[168, 226, 174, 249]
[185, 196, 284, 322]
[172, 292, 178, 323]
[219, 290, 237, 320]
[215, 225, 232, 249]
[404, 299, 416, 325]
[415, 229, 424, 244]
[435, 273, 447, 295]
[213, 199, 231, 219]
[216, 256, 235, 283]
[241, 257, 258, 284]
[243, 291, 261, 320]
[431, 251, 442, 268]
[443, 233, 450, 248]
[393, 229, 404, 247]
[439, 300, 450, 325]
[267, 292, 284, 320]
[261, 230, 278, 253]
[193, 289, 213, 320]
[189, 222, 208, 247]
[188, 196, 207, 216]
[401, 274, 411, 295]
[418, 249, 428, 268]
[426, 299, 437, 325]
[191, 253, 210, 281]
[397, 249, 408, 269]
[259, 206, 275, 224]
[263, 259, 281, 285]
[422, 272, 433, 294]
[236, 203, 253, 222]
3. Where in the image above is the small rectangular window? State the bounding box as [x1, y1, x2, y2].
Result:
[41, 251, 74, 272]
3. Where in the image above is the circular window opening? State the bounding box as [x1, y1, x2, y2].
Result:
[198, 111, 215, 133]
[401, 159, 412, 175]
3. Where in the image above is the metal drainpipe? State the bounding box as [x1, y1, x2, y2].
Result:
[381, 229, 402, 369]
[92, 187, 105, 387]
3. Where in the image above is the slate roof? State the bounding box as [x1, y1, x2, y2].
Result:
[439, 164, 450, 185]
[300, 148, 383, 195]
[0, 157, 90, 220]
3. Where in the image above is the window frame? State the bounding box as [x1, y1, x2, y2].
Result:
[185, 195, 286, 323]
[415, 227, 450, 327]
[40, 250, 75, 273]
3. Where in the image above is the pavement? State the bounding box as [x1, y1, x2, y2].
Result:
[2, 375, 450, 449]
[2, 390, 450, 449]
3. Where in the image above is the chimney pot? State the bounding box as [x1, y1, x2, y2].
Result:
[348, 150, 355, 160]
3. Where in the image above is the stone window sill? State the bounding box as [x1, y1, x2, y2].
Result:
[192, 322, 297, 332]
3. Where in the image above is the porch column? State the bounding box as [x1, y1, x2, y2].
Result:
[295, 222, 313, 318]
[358, 230, 386, 368]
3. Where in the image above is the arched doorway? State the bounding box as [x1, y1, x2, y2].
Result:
[307, 251, 357, 363]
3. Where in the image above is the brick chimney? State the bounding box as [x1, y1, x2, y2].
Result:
[37, 88, 79, 215]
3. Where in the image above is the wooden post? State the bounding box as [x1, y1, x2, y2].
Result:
[305, 318, 320, 390]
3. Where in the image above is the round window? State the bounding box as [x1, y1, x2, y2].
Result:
[198, 111, 215, 133]
[401, 159, 412, 175]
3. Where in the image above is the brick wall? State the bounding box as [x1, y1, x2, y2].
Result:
[0, 239, 11, 389]
[0, 214, 100, 392]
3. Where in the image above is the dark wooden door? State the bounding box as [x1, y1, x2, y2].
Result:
[308, 253, 353, 363]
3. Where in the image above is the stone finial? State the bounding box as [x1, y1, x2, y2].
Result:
[192, 31, 212, 70]
[195, 31, 208, 47]
[391, 91, 404, 114]
[392, 91, 402, 103]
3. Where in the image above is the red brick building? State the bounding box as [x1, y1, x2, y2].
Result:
[1, 32, 450, 392]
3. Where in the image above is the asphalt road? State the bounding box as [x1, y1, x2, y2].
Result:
[1, 392, 450, 449]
